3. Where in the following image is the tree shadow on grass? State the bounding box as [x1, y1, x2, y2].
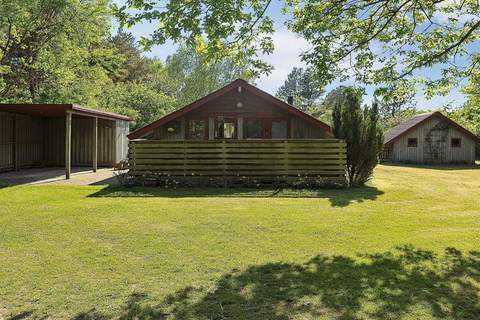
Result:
[73, 245, 480, 320]
[381, 162, 480, 171]
[88, 185, 384, 207]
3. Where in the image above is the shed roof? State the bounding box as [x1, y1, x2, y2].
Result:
[128, 79, 332, 139]
[0, 104, 131, 121]
[384, 111, 480, 145]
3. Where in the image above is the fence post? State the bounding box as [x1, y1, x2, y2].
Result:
[183, 140, 186, 177]
[284, 140, 289, 177]
[222, 140, 227, 179]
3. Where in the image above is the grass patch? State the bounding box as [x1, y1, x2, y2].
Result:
[0, 164, 479, 319]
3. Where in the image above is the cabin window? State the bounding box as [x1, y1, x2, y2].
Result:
[407, 138, 418, 147]
[451, 138, 461, 148]
[215, 116, 236, 139]
[187, 119, 206, 140]
[272, 120, 288, 139]
[244, 119, 263, 139]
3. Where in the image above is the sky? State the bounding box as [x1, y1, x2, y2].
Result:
[112, 0, 467, 110]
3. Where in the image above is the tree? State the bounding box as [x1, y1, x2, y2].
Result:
[114, 0, 275, 77]
[164, 44, 256, 106]
[0, 0, 118, 104]
[108, 30, 150, 83]
[116, 0, 480, 96]
[331, 87, 383, 186]
[450, 55, 480, 135]
[276, 67, 324, 113]
[99, 82, 177, 130]
[374, 81, 416, 119]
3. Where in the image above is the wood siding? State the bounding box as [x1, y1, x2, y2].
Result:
[44, 117, 116, 166]
[147, 86, 329, 141]
[0, 112, 129, 172]
[0, 112, 44, 171]
[391, 117, 476, 164]
[129, 139, 346, 181]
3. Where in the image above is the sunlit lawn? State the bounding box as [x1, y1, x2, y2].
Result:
[0, 164, 479, 319]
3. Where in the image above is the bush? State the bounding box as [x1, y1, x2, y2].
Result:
[331, 87, 383, 186]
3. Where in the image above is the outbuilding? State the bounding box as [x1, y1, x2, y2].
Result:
[381, 111, 479, 164]
[0, 104, 130, 179]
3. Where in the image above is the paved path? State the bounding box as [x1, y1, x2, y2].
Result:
[0, 167, 120, 186]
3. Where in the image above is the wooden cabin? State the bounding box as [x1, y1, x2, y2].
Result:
[381, 112, 479, 164]
[128, 79, 332, 140]
[127, 79, 347, 185]
[0, 104, 130, 179]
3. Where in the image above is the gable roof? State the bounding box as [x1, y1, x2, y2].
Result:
[128, 79, 332, 139]
[384, 111, 480, 145]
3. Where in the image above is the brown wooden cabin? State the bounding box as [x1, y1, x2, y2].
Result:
[127, 79, 347, 185]
[128, 79, 332, 141]
[0, 104, 130, 179]
[381, 111, 480, 164]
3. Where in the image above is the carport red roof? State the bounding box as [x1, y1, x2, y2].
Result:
[0, 104, 131, 121]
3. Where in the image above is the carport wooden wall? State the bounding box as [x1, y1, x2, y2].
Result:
[0, 112, 117, 172]
[0, 112, 44, 172]
[44, 117, 115, 166]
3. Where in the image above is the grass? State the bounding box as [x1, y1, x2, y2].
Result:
[0, 164, 479, 320]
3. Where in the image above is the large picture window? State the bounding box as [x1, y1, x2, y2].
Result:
[215, 117, 236, 139]
[187, 119, 207, 140]
[244, 119, 263, 139]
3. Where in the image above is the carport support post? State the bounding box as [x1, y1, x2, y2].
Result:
[93, 117, 98, 172]
[65, 111, 72, 179]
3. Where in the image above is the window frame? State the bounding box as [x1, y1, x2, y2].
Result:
[407, 137, 418, 148]
[451, 137, 462, 148]
[214, 114, 237, 140]
[186, 117, 209, 140]
[243, 117, 290, 139]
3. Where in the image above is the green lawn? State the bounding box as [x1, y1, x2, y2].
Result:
[1, 164, 479, 320]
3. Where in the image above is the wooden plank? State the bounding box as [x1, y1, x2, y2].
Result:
[65, 111, 72, 179]
[93, 117, 98, 172]
[128, 139, 347, 180]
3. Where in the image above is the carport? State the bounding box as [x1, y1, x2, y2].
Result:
[0, 104, 130, 179]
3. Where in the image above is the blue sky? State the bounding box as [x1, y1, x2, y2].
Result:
[112, 0, 467, 110]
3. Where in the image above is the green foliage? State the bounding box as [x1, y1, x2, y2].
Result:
[374, 80, 416, 122]
[114, 0, 275, 77]
[99, 82, 177, 130]
[381, 107, 423, 131]
[164, 44, 255, 106]
[290, 0, 480, 94]
[450, 56, 480, 135]
[108, 30, 151, 83]
[331, 87, 383, 186]
[0, 0, 117, 104]
[115, 0, 480, 98]
[276, 67, 325, 113]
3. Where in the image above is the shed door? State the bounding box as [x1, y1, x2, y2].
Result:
[424, 129, 447, 163]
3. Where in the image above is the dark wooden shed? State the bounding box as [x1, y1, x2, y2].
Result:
[0, 104, 130, 179]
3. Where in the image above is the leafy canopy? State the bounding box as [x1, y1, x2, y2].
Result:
[115, 0, 480, 96]
[114, 0, 275, 77]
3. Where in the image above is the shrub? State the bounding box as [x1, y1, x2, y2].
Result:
[331, 87, 384, 186]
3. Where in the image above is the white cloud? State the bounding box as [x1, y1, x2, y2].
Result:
[255, 30, 310, 94]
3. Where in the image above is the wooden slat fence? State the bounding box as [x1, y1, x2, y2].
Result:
[129, 139, 346, 181]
